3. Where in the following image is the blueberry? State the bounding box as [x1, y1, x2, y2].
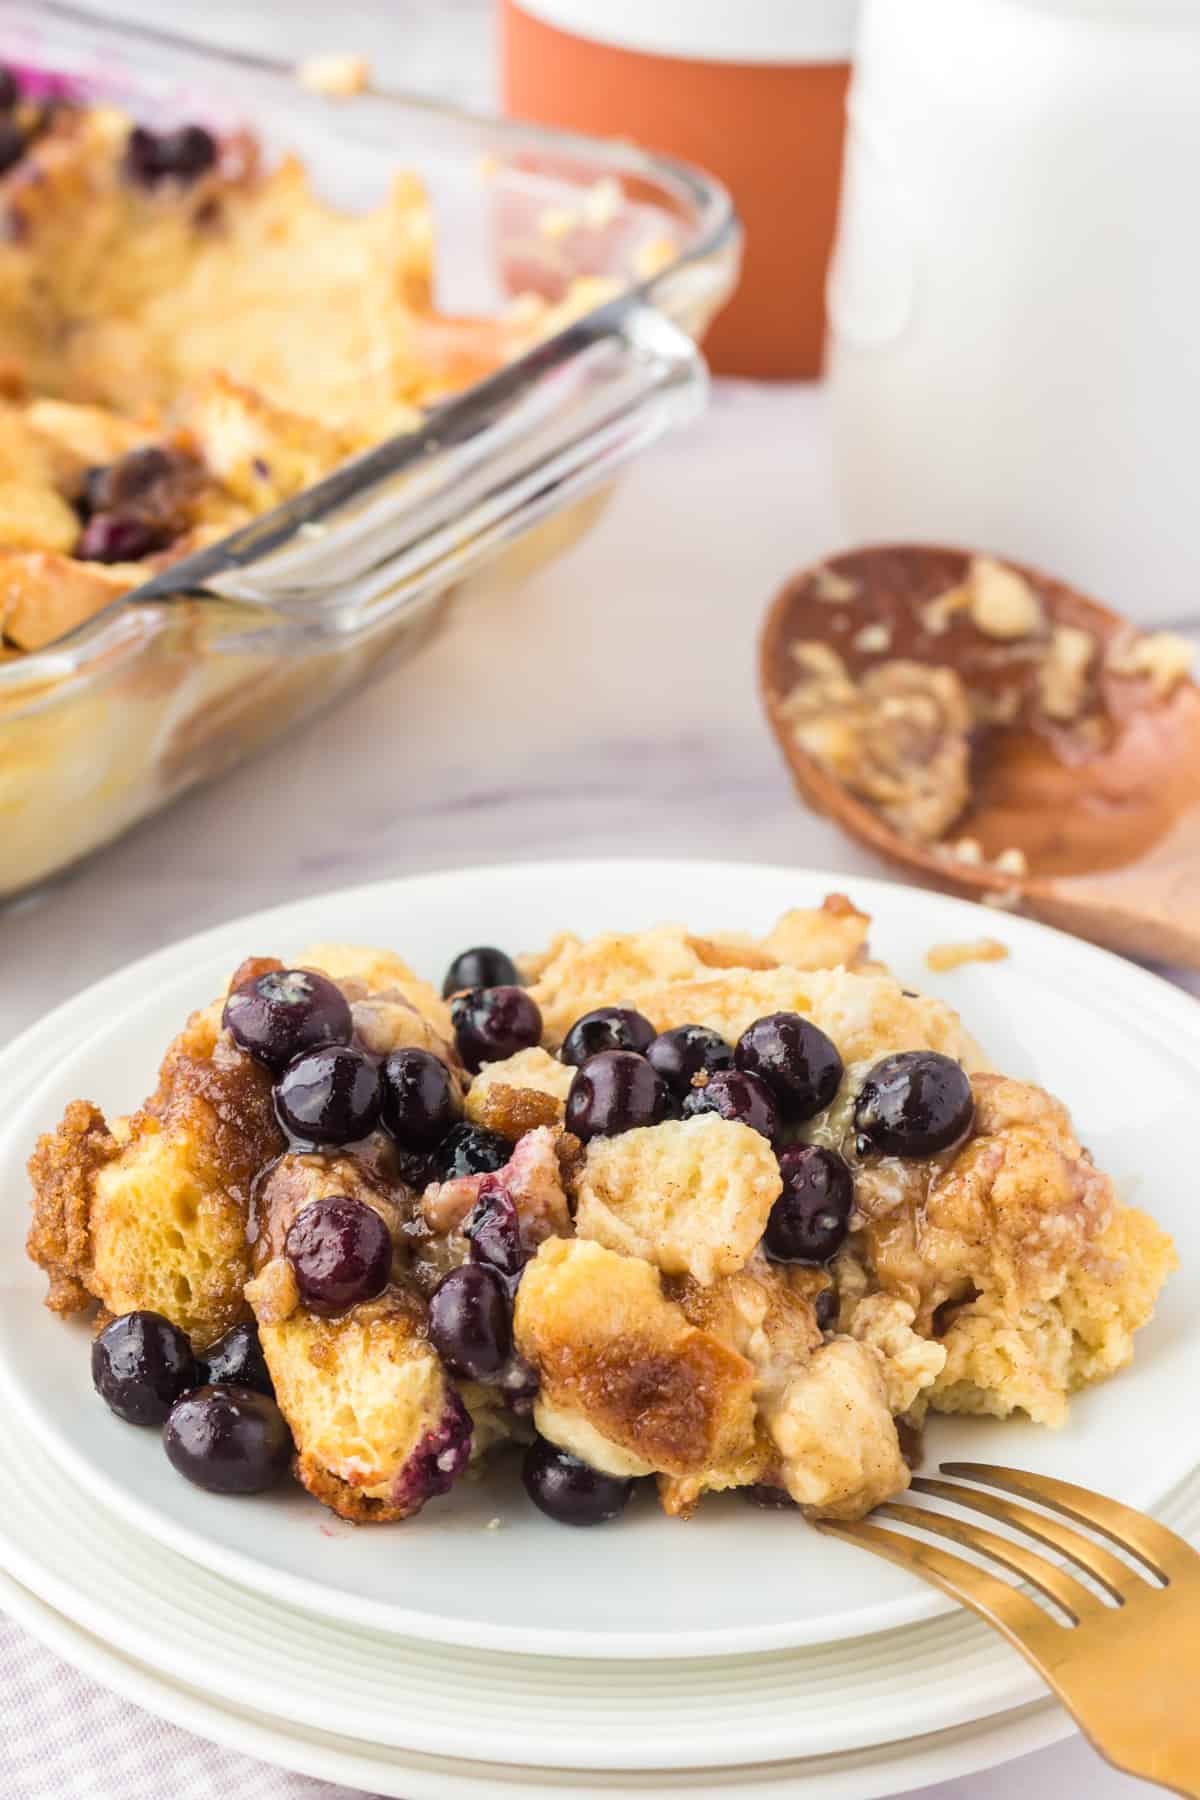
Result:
[764, 1146, 854, 1264]
[389, 1145, 434, 1191]
[0, 67, 20, 111]
[680, 1068, 778, 1142]
[392, 1391, 473, 1510]
[432, 1121, 511, 1181]
[814, 1287, 839, 1333]
[565, 1049, 668, 1141]
[197, 1322, 273, 1397]
[380, 1048, 460, 1151]
[853, 1051, 974, 1157]
[76, 511, 164, 563]
[451, 986, 542, 1073]
[124, 123, 216, 186]
[163, 1385, 292, 1494]
[285, 1195, 391, 1315]
[735, 1013, 843, 1122]
[428, 1264, 512, 1380]
[80, 445, 178, 518]
[92, 1311, 197, 1426]
[522, 1438, 634, 1526]
[442, 946, 519, 998]
[560, 1007, 655, 1068]
[274, 1045, 380, 1144]
[0, 118, 25, 176]
[223, 968, 352, 1074]
[645, 1024, 734, 1101]
[464, 1183, 525, 1281]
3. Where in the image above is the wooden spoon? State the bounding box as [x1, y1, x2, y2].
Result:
[760, 544, 1200, 967]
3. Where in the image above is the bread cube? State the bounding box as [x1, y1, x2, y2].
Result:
[514, 1237, 757, 1481]
[465, 1047, 574, 1134]
[249, 1282, 470, 1522]
[27, 995, 283, 1349]
[575, 1114, 781, 1285]
[763, 1338, 910, 1519]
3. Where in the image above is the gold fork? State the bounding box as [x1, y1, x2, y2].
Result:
[817, 1462, 1200, 1798]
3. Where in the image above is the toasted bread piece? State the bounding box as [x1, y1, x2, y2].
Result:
[764, 1338, 910, 1518]
[297, 943, 453, 1040]
[27, 994, 283, 1348]
[522, 900, 876, 1041]
[859, 1073, 1176, 1426]
[576, 1114, 781, 1285]
[638, 965, 982, 1071]
[657, 1257, 824, 1515]
[668, 1257, 823, 1378]
[26, 1099, 118, 1315]
[515, 1237, 758, 1481]
[465, 1048, 574, 1134]
[847, 1293, 946, 1416]
[761, 897, 871, 970]
[248, 1279, 470, 1522]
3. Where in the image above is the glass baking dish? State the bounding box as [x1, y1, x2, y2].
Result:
[0, 3, 739, 901]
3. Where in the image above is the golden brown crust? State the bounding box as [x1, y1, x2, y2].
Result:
[146, 1029, 283, 1201]
[515, 1239, 757, 1478]
[470, 1084, 562, 1139]
[26, 1099, 117, 1314]
[291, 1452, 423, 1523]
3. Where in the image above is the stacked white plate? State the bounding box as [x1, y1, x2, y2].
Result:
[2, 862, 1198, 1798]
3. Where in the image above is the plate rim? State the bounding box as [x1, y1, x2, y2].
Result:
[0, 1564, 1075, 1800]
[2, 857, 1197, 1660]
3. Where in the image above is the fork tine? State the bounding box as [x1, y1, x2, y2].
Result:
[817, 1518, 1054, 1646]
[911, 1476, 1134, 1601]
[941, 1463, 1193, 1581]
[874, 1500, 1102, 1622]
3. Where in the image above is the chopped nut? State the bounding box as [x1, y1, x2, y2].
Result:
[982, 886, 1023, 911]
[925, 938, 1009, 973]
[993, 846, 1028, 878]
[296, 53, 371, 97]
[853, 622, 893, 655]
[1106, 630, 1194, 698]
[920, 586, 970, 636]
[1037, 625, 1094, 721]
[787, 639, 856, 698]
[967, 557, 1044, 640]
[812, 565, 859, 604]
[950, 837, 983, 866]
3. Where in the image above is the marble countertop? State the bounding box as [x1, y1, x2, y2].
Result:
[0, 6, 1182, 1800]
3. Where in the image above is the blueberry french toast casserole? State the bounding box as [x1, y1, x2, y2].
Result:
[27, 896, 1176, 1526]
[0, 65, 606, 656]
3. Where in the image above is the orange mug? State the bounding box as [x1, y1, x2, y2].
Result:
[499, 0, 858, 379]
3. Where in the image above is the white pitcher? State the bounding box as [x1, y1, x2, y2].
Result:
[827, 0, 1200, 624]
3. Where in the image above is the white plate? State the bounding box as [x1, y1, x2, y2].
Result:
[0, 1566, 1074, 1800]
[0, 860, 1196, 1663]
[0, 1378, 1051, 1766]
[3, 1346, 1198, 1775]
